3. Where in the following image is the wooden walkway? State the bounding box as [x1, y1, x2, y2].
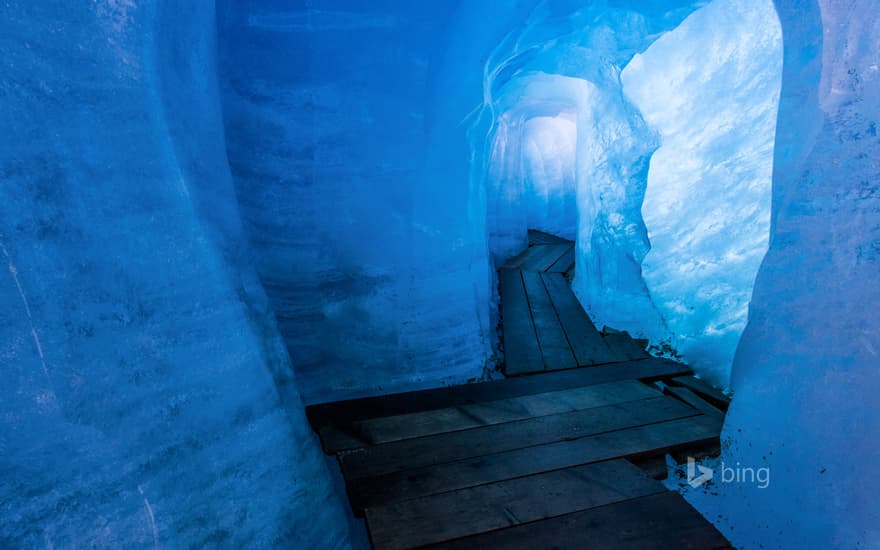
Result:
[307, 230, 731, 549]
[500, 230, 649, 375]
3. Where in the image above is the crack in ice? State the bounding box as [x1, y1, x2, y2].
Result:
[1, 240, 52, 388]
[138, 485, 159, 549]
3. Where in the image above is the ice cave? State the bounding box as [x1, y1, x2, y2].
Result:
[1, 0, 878, 548]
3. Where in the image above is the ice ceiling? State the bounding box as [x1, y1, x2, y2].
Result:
[2, 0, 878, 548]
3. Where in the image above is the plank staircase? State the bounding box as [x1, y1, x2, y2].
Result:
[307, 230, 732, 549]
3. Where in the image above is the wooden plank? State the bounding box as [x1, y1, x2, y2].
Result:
[669, 376, 731, 409]
[520, 243, 571, 272]
[426, 491, 731, 549]
[499, 269, 543, 375]
[316, 360, 690, 453]
[528, 229, 570, 246]
[502, 246, 547, 269]
[628, 455, 670, 480]
[346, 410, 720, 511]
[340, 395, 688, 480]
[603, 332, 650, 361]
[366, 459, 664, 550]
[318, 426, 369, 454]
[541, 273, 617, 366]
[664, 385, 725, 420]
[521, 271, 577, 371]
[335, 380, 659, 450]
[546, 245, 575, 273]
[307, 357, 692, 434]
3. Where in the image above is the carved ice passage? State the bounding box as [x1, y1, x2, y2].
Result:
[484, 0, 783, 388]
[2, 0, 878, 548]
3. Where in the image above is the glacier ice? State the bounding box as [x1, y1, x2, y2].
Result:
[2, 0, 878, 547]
[479, 0, 782, 389]
[217, 1, 498, 403]
[479, 2, 706, 266]
[621, 0, 783, 386]
[520, 114, 579, 238]
[217, 0, 772, 403]
[712, 0, 880, 546]
[485, 74, 591, 262]
[0, 2, 349, 547]
[475, 2, 709, 361]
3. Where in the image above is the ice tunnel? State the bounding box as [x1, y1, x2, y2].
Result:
[480, 0, 782, 388]
[1, 0, 878, 548]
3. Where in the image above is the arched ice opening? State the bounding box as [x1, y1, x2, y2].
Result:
[478, 0, 783, 389]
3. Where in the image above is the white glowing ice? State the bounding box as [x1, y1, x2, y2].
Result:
[713, 0, 880, 547]
[521, 114, 579, 239]
[622, 0, 783, 385]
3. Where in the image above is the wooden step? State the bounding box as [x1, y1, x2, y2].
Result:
[499, 268, 543, 375]
[328, 380, 658, 451]
[346, 409, 720, 511]
[425, 491, 732, 549]
[502, 245, 549, 269]
[522, 243, 573, 272]
[546, 245, 575, 273]
[540, 273, 616, 366]
[366, 459, 664, 550]
[308, 357, 693, 442]
[603, 332, 650, 361]
[668, 375, 731, 410]
[661, 383, 725, 420]
[528, 229, 571, 246]
[521, 270, 577, 370]
[339, 395, 686, 480]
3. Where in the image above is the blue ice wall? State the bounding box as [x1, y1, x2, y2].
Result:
[521, 114, 579, 239]
[478, 0, 782, 392]
[621, 0, 782, 386]
[216, 1, 720, 403]
[477, 0, 782, 389]
[485, 74, 589, 260]
[220, 1, 775, 403]
[476, 1, 715, 358]
[216, 1, 545, 403]
[5, 1, 877, 546]
[0, 2, 349, 546]
[480, 2, 706, 262]
[707, 0, 880, 546]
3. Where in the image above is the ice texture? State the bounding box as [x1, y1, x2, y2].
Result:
[217, 1, 501, 403]
[709, 0, 880, 546]
[4, 0, 878, 547]
[479, 0, 782, 390]
[621, 0, 783, 386]
[477, 0, 780, 379]
[521, 115, 579, 238]
[217, 0, 771, 403]
[485, 74, 592, 261]
[480, 3, 705, 264]
[0, 2, 349, 547]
